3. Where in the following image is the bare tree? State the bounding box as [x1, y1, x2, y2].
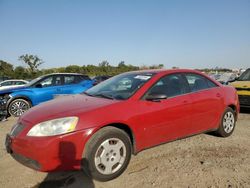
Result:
[19, 54, 43, 76]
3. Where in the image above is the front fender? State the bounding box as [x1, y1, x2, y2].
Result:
[8, 94, 33, 107]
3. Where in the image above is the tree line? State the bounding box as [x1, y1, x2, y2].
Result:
[0, 54, 164, 80]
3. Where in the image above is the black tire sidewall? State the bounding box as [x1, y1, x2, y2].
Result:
[83, 127, 132, 181]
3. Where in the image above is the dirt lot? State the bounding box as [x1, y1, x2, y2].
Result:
[0, 110, 250, 188]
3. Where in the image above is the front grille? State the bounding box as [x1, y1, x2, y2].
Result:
[236, 87, 250, 91]
[0, 98, 7, 110]
[10, 123, 25, 137]
[11, 152, 41, 170]
[239, 95, 250, 107]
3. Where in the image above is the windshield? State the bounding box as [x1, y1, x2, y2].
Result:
[25, 76, 45, 87]
[238, 69, 250, 81]
[84, 72, 155, 100]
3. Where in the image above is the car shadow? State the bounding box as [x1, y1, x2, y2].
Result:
[36, 171, 94, 188]
[33, 141, 95, 188]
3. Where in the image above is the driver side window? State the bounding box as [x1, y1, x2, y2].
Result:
[145, 74, 187, 99]
[38, 77, 53, 87]
[36, 76, 62, 88]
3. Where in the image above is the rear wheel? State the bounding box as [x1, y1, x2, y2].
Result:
[82, 127, 132, 181]
[8, 99, 31, 117]
[216, 107, 236, 137]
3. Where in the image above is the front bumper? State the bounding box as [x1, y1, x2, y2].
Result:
[5, 126, 94, 172]
[0, 97, 8, 120]
[238, 95, 250, 108]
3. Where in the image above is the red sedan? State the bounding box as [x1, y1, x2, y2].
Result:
[5, 69, 239, 181]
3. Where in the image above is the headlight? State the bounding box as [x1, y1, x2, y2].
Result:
[27, 117, 78, 137]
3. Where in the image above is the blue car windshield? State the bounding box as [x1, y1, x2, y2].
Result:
[84, 72, 155, 100]
[25, 76, 45, 87]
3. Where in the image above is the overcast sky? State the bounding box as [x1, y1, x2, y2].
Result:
[0, 0, 249, 69]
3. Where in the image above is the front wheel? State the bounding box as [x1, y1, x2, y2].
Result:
[8, 99, 31, 117]
[82, 127, 132, 181]
[215, 107, 236, 137]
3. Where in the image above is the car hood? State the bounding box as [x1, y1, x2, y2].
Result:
[0, 85, 26, 91]
[0, 85, 28, 94]
[20, 94, 120, 124]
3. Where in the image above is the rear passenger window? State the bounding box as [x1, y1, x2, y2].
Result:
[54, 76, 62, 86]
[15, 81, 24, 85]
[185, 74, 217, 92]
[64, 76, 78, 85]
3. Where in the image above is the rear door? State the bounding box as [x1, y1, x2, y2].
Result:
[60, 75, 92, 94]
[183, 73, 224, 131]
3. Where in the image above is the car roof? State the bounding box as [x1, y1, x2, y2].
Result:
[127, 68, 202, 75]
[42, 73, 88, 77]
[0, 79, 28, 83]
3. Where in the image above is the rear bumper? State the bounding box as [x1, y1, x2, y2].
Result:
[5, 128, 94, 172]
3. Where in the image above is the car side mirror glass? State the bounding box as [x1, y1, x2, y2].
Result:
[145, 93, 167, 102]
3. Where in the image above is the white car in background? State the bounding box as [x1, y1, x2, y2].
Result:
[0, 80, 29, 90]
[217, 73, 238, 85]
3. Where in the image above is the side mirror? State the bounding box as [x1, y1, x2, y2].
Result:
[146, 93, 167, 102]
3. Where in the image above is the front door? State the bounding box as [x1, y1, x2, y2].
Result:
[31, 75, 63, 105]
[136, 73, 193, 149]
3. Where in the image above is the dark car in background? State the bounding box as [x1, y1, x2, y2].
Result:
[93, 75, 112, 85]
[0, 73, 93, 117]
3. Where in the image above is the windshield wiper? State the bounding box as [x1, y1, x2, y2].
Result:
[83, 92, 94, 96]
[94, 93, 115, 100]
[84, 92, 114, 100]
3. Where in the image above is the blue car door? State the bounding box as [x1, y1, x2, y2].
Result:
[31, 75, 63, 105]
[59, 75, 93, 94]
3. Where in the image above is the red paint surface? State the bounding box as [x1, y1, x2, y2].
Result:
[9, 69, 239, 172]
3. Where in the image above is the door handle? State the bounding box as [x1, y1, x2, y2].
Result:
[216, 93, 221, 98]
[183, 100, 188, 104]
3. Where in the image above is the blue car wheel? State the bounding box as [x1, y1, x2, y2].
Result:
[8, 98, 31, 117]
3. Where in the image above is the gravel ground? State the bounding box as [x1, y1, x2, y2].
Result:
[0, 109, 250, 188]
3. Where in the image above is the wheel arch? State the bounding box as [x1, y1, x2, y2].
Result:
[7, 95, 33, 109]
[89, 123, 137, 155]
[227, 104, 238, 120]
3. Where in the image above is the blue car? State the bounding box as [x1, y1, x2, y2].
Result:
[0, 73, 93, 117]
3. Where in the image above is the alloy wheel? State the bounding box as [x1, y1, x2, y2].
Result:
[223, 111, 235, 133]
[94, 138, 127, 175]
[9, 100, 30, 117]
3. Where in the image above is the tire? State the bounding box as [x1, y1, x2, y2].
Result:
[8, 98, 31, 117]
[215, 107, 236, 137]
[82, 127, 132, 181]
